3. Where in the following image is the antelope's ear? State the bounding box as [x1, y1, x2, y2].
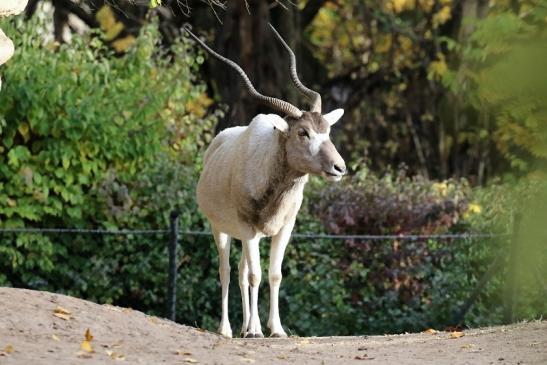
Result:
[269, 115, 290, 134]
[323, 108, 344, 126]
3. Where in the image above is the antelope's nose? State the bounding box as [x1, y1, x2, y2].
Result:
[333, 163, 346, 175]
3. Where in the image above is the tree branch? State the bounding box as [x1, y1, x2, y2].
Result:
[300, 0, 327, 28]
[54, 0, 98, 28]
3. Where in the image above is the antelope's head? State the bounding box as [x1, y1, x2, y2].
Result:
[184, 24, 346, 181]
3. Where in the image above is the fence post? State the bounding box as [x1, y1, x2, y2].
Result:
[167, 210, 179, 321]
[504, 212, 522, 324]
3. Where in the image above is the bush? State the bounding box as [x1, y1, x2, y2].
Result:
[0, 15, 220, 313]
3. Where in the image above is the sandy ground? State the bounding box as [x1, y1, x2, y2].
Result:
[0, 288, 545, 365]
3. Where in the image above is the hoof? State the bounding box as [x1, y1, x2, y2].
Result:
[270, 332, 288, 338]
[218, 326, 233, 338]
[245, 332, 264, 338]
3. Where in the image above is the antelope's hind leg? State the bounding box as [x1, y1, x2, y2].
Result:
[212, 227, 232, 338]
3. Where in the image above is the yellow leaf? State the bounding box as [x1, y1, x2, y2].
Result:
[85, 328, 93, 342]
[183, 358, 199, 363]
[96, 6, 116, 32]
[81, 340, 93, 353]
[18, 122, 30, 142]
[433, 5, 452, 27]
[449, 331, 465, 339]
[105, 22, 124, 41]
[428, 54, 448, 80]
[54, 306, 71, 315]
[423, 328, 438, 334]
[112, 35, 136, 53]
[53, 313, 71, 321]
[52, 334, 60, 341]
[4, 345, 14, 354]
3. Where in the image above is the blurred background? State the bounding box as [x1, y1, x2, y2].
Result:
[0, 0, 546, 336]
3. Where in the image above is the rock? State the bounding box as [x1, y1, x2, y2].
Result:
[0, 0, 27, 89]
[0, 0, 28, 17]
[0, 28, 15, 65]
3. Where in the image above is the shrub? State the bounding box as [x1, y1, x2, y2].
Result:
[0, 15, 220, 311]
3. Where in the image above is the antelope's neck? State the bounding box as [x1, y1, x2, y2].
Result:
[238, 133, 308, 236]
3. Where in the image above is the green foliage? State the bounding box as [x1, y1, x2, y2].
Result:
[443, 1, 547, 173]
[0, 16, 219, 309]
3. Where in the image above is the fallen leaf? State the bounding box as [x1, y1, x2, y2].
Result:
[175, 350, 193, 356]
[461, 344, 474, 349]
[448, 331, 465, 339]
[423, 328, 438, 335]
[106, 350, 125, 361]
[80, 328, 94, 353]
[53, 313, 71, 321]
[81, 340, 93, 353]
[355, 354, 375, 360]
[4, 345, 14, 354]
[183, 358, 199, 363]
[85, 328, 93, 342]
[240, 358, 255, 363]
[54, 306, 71, 315]
[52, 334, 61, 341]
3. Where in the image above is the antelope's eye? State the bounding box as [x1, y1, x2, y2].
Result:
[297, 129, 309, 138]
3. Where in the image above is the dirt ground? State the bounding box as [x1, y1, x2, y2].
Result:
[0, 288, 545, 365]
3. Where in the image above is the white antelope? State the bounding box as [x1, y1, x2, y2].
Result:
[185, 24, 346, 338]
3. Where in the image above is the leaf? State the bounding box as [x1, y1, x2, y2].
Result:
[423, 328, 439, 334]
[52, 334, 60, 341]
[53, 312, 71, 321]
[175, 350, 193, 356]
[81, 340, 93, 353]
[54, 306, 71, 315]
[448, 331, 465, 339]
[106, 350, 126, 361]
[4, 345, 14, 354]
[17, 122, 30, 142]
[81, 328, 94, 353]
[85, 328, 93, 342]
[183, 358, 199, 363]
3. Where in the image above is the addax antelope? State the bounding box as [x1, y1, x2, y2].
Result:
[185, 24, 346, 338]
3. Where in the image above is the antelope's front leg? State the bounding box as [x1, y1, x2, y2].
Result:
[238, 254, 250, 337]
[242, 237, 263, 338]
[267, 221, 293, 337]
[212, 228, 232, 338]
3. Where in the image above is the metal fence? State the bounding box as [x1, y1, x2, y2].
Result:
[0, 211, 534, 329]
